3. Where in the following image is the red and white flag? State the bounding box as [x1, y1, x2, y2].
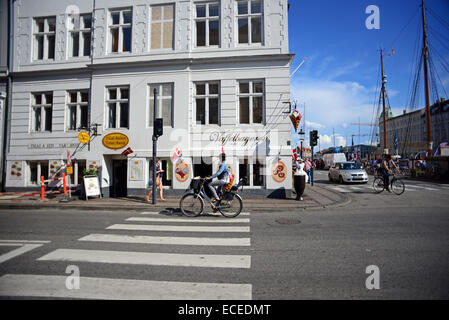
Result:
[173, 147, 182, 161]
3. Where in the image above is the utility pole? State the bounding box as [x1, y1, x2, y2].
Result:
[422, 0, 433, 157]
[380, 48, 388, 155]
[152, 88, 158, 205]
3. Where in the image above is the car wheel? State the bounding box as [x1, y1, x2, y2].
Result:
[339, 176, 344, 184]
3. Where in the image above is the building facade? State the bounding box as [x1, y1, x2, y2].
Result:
[5, 0, 293, 198]
[379, 99, 449, 158]
[0, 0, 9, 190]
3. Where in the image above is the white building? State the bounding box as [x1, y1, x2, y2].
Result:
[5, 0, 293, 198]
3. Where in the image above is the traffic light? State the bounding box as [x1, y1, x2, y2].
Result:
[310, 130, 319, 147]
[154, 118, 163, 138]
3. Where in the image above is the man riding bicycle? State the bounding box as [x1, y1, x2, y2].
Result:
[206, 153, 229, 203]
[381, 154, 399, 192]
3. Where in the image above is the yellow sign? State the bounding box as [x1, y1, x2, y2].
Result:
[102, 132, 129, 150]
[66, 166, 73, 175]
[78, 131, 90, 144]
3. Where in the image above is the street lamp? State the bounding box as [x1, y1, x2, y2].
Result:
[298, 128, 305, 159]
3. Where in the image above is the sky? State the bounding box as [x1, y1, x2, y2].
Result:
[287, 0, 449, 151]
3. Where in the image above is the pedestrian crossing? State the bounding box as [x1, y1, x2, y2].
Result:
[326, 182, 449, 193]
[0, 211, 253, 300]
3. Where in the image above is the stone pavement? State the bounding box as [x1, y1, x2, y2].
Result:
[0, 185, 350, 212]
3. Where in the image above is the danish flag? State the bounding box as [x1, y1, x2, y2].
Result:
[173, 147, 182, 161]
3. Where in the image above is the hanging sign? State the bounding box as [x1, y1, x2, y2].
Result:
[66, 166, 73, 175]
[78, 131, 90, 144]
[175, 161, 190, 182]
[272, 161, 287, 183]
[102, 133, 129, 150]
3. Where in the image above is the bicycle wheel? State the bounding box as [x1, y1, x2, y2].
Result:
[391, 178, 405, 195]
[218, 194, 243, 218]
[373, 177, 385, 193]
[180, 193, 204, 217]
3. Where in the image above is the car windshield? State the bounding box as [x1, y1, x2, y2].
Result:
[341, 163, 361, 170]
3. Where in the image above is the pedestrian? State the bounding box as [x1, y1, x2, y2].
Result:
[145, 158, 166, 202]
[305, 158, 312, 184]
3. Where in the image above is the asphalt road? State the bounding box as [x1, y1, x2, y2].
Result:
[0, 171, 448, 300]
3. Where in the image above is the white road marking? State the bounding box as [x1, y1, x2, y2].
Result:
[106, 224, 250, 233]
[140, 211, 250, 216]
[329, 186, 350, 193]
[0, 240, 50, 264]
[79, 234, 251, 247]
[0, 274, 252, 300]
[37, 249, 251, 269]
[126, 217, 250, 223]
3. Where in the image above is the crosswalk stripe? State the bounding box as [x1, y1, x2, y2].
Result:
[330, 186, 350, 193]
[79, 234, 251, 247]
[126, 217, 250, 223]
[0, 274, 252, 300]
[106, 224, 250, 233]
[37, 249, 251, 269]
[140, 211, 251, 216]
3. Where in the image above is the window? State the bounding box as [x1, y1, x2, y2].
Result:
[238, 80, 264, 124]
[151, 5, 174, 50]
[239, 158, 265, 187]
[33, 17, 56, 60]
[69, 14, 92, 57]
[149, 83, 173, 127]
[31, 93, 53, 132]
[67, 91, 89, 131]
[28, 161, 49, 185]
[236, 0, 263, 44]
[109, 9, 132, 53]
[195, 2, 220, 47]
[194, 82, 220, 125]
[106, 87, 129, 129]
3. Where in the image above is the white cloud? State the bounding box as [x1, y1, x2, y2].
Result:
[305, 120, 325, 130]
[318, 133, 347, 150]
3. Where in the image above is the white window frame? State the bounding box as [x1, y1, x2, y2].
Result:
[27, 161, 49, 186]
[235, 0, 264, 45]
[148, 83, 174, 127]
[105, 86, 130, 129]
[31, 93, 53, 132]
[68, 13, 92, 58]
[150, 4, 175, 50]
[194, 2, 220, 48]
[33, 16, 56, 60]
[194, 81, 220, 126]
[66, 90, 89, 131]
[108, 8, 132, 54]
[237, 80, 265, 125]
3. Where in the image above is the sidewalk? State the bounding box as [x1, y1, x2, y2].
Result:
[0, 185, 350, 212]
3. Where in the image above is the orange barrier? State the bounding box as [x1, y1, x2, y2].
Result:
[40, 174, 67, 201]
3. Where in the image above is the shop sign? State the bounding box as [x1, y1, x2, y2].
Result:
[102, 133, 129, 150]
[175, 161, 190, 182]
[78, 131, 90, 144]
[272, 161, 287, 183]
[209, 131, 269, 147]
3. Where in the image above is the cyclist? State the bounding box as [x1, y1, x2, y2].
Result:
[206, 153, 229, 203]
[381, 154, 399, 192]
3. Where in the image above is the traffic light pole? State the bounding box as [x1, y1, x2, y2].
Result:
[311, 146, 314, 186]
[152, 88, 158, 205]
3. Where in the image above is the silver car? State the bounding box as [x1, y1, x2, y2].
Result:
[328, 162, 368, 184]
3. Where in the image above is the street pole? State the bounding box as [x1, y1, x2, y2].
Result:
[152, 88, 158, 205]
[300, 139, 303, 159]
[380, 48, 388, 154]
[311, 146, 314, 186]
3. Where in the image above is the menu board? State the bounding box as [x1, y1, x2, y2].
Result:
[129, 160, 144, 181]
[83, 175, 101, 199]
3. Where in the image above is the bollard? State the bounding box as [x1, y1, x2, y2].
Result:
[40, 176, 45, 200]
[62, 173, 67, 194]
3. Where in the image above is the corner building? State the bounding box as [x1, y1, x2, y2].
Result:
[6, 0, 293, 198]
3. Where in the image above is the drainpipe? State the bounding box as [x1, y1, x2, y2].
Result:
[1, 0, 13, 192]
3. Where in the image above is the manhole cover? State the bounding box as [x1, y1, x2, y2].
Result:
[275, 218, 301, 225]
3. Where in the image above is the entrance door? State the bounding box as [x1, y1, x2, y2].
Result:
[111, 160, 127, 197]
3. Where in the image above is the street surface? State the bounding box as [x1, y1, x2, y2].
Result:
[0, 170, 448, 300]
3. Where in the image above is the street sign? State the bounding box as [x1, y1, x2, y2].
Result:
[66, 166, 73, 175]
[78, 131, 90, 144]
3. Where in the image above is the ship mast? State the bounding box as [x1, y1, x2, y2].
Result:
[421, 0, 432, 156]
[380, 48, 388, 154]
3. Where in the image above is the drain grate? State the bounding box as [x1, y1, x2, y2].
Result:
[275, 218, 301, 225]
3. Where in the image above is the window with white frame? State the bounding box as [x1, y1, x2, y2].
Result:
[106, 87, 129, 129]
[149, 83, 173, 127]
[194, 82, 220, 125]
[239, 157, 265, 187]
[68, 14, 92, 57]
[236, 0, 263, 44]
[31, 93, 53, 132]
[109, 9, 132, 53]
[67, 91, 89, 131]
[33, 17, 56, 60]
[238, 80, 264, 124]
[28, 161, 49, 185]
[150, 4, 174, 50]
[195, 2, 220, 47]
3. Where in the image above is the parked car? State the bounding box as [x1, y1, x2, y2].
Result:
[323, 153, 347, 169]
[328, 162, 369, 184]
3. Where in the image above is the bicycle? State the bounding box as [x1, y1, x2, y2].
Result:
[179, 177, 245, 218]
[372, 172, 405, 195]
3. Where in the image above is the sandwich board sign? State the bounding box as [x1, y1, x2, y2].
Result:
[83, 175, 101, 200]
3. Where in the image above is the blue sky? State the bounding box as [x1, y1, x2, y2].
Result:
[288, 0, 449, 151]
